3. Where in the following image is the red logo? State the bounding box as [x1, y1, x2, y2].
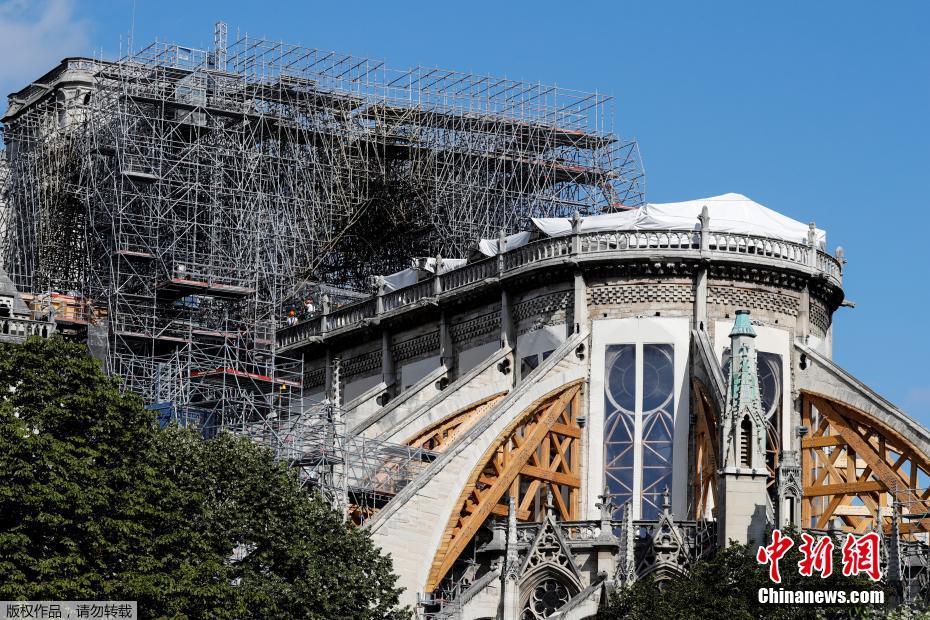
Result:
[757, 530, 882, 582]
[798, 532, 834, 578]
[841, 532, 882, 581]
[756, 529, 794, 583]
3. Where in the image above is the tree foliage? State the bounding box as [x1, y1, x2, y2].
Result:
[598, 530, 896, 620]
[0, 337, 408, 619]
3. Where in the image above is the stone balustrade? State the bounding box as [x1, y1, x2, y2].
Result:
[0, 316, 54, 343]
[277, 227, 843, 350]
[487, 518, 714, 552]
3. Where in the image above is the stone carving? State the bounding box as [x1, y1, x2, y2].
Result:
[708, 264, 805, 291]
[589, 283, 694, 306]
[450, 310, 500, 343]
[777, 450, 802, 526]
[522, 578, 571, 620]
[517, 499, 582, 620]
[519, 515, 581, 580]
[707, 285, 800, 317]
[639, 489, 689, 582]
[616, 500, 636, 586]
[514, 291, 571, 334]
[393, 331, 440, 363]
[304, 367, 326, 388]
[809, 298, 830, 335]
[341, 349, 381, 378]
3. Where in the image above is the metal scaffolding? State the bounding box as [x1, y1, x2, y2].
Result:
[289, 400, 437, 523]
[0, 23, 643, 501]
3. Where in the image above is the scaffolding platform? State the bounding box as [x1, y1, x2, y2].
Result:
[114, 329, 192, 344]
[157, 277, 255, 299]
[190, 366, 302, 392]
[114, 249, 155, 259]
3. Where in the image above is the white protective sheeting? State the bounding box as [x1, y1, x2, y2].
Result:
[529, 193, 826, 247]
[420, 257, 469, 273]
[382, 269, 418, 292]
[531, 209, 640, 237]
[636, 193, 826, 246]
[477, 231, 533, 256]
[382, 257, 469, 292]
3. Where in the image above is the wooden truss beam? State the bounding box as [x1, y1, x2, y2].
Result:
[406, 391, 508, 453]
[801, 392, 930, 534]
[425, 381, 583, 592]
[691, 378, 718, 520]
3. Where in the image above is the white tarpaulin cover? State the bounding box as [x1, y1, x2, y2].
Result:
[382, 257, 468, 292]
[531, 209, 640, 238]
[530, 193, 826, 247]
[382, 269, 418, 292]
[477, 231, 533, 257]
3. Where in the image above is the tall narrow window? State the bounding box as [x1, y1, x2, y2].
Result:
[641, 344, 674, 518]
[740, 416, 753, 468]
[604, 345, 636, 512]
[757, 352, 783, 485]
[604, 343, 675, 519]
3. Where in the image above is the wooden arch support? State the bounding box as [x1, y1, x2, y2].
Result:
[405, 391, 508, 453]
[425, 381, 584, 592]
[801, 391, 930, 534]
[691, 378, 718, 520]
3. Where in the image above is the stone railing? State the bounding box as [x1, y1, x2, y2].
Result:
[383, 280, 434, 313]
[0, 316, 55, 342]
[439, 257, 498, 292]
[326, 299, 376, 332]
[578, 230, 698, 253]
[277, 226, 843, 349]
[504, 517, 715, 556]
[503, 235, 571, 270]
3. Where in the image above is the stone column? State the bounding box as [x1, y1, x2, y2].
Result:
[498, 229, 515, 350]
[570, 210, 588, 336]
[501, 497, 521, 620]
[501, 289, 515, 349]
[807, 222, 818, 268]
[381, 330, 395, 387]
[324, 347, 334, 404]
[797, 283, 811, 342]
[433, 254, 443, 296]
[572, 271, 587, 336]
[570, 210, 582, 255]
[439, 310, 454, 370]
[320, 293, 331, 333]
[594, 489, 619, 578]
[693, 206, 709, 330]
[374, 276, 385, 315]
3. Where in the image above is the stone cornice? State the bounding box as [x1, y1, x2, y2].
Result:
[278, 230, 844, 352]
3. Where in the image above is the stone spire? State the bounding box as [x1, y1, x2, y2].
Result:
[718, 309, 770, 547]
[721, 310, 766, 473]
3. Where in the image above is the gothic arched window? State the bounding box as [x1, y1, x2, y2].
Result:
[740, 416, 753, 468]
[641, 344, 675, 517]
[604, 343, 675, 519]
[604, 344, 636, 512]
[522, 577, 572, 620]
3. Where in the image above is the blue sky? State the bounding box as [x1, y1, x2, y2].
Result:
[2, 1, 928, 421]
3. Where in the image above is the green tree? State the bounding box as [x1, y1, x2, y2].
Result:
[0, 337, 408, 619]
[598, 529, 897, 620]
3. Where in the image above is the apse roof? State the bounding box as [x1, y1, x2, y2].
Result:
[531, 192, 827, 247]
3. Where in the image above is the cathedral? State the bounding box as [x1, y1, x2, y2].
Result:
[277, 193, 929, 618]
[2, 34, 925, 619]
